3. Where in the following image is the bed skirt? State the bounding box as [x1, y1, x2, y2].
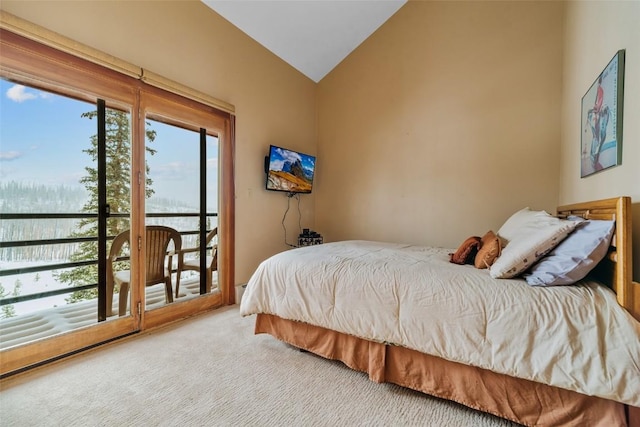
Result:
[255, 313, 635, 427]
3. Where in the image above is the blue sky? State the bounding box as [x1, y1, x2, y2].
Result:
[269, 146, 316, 179]
[0, 78, 218, 210]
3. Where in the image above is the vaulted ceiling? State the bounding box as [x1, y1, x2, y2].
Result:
[202, 0, 407, 82]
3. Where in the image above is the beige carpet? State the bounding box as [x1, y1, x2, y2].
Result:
[0, 306, 520, 426]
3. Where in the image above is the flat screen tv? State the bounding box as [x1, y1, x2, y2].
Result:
[265, 145, 316, 194]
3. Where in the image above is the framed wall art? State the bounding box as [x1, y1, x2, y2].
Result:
[580, 49, 625, 178]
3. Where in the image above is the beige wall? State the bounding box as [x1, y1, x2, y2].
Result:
[3, 1, 637, 284]
[316, 1, 565, 248]
[560, 1, 640, 281]
[0, 0, 317, 285]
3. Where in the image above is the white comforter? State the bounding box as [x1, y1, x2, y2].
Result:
[240, 240, 640, 406]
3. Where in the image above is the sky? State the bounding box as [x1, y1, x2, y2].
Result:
[0, 78, 218, 210]
[269, 145, 316, 178]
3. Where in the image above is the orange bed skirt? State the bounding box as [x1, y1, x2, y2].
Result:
[255, 313, 636, 427]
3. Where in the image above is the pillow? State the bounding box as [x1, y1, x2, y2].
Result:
[498, 208, 557, 247]
[523, 216, 615, 286]
[474, 230, 501, 269]
[490, 209, 578, 279]
[449, 236, 481, 265]
[496, 207, 536, 245]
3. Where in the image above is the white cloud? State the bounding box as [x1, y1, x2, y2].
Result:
[152, 161, 196, 181]
[276, 147, 302, 164]
[0, 151, 22, 161]
[6, 84, 49, 103]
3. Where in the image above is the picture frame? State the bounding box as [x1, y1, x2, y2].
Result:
[581, 49, 625, 178]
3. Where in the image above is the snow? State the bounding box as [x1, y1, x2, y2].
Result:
[1, 261, 69, 316]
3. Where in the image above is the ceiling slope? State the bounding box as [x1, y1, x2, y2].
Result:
[202, 0, 407, 82]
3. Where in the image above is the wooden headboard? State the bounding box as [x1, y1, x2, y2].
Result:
[557, 196, 637, 320]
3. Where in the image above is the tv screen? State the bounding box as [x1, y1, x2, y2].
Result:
[265, 145, 316, 194]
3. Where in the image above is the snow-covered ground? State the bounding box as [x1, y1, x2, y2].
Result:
[0, 261, 69, 316]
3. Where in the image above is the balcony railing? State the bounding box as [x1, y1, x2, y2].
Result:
[0, 211, 217, 348]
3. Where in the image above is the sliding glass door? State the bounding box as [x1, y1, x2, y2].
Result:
[0, 28, 234, 375]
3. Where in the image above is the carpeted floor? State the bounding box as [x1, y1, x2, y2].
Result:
[0, 306, 520, 426]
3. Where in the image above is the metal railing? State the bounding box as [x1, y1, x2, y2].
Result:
[0, 212, 217, 307]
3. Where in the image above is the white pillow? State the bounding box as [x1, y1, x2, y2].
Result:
[523, 216, 615, 286]
[495, 207, 543, 243]
[490, 208, 579, 279]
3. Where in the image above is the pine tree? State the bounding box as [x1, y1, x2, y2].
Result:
[55, 109, 157, 303]
[0, 279, 22, 319]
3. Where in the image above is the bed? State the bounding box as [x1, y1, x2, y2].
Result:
[240, 197, 640, 426]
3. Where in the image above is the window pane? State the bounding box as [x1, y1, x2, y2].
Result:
[0, 79, 130, 347]
[143, 119, 219, 307]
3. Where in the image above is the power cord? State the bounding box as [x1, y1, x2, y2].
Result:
[296, 193, 302, 235]
[282, 192, 302, 248]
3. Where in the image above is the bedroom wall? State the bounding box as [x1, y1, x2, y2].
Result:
[316, 1, 565, 248]
[0, 0, 317, 285]
[559, 1, 640, 282]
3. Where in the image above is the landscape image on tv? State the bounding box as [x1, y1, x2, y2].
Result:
[266, 145, 316, 193]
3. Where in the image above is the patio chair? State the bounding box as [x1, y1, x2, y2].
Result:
[106, 225, 182, 316]
[175, 228, 218, 298]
